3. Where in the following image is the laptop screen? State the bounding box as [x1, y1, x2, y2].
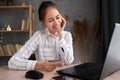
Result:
[100, 23, 120, 79]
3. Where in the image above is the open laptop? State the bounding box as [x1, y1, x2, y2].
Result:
[100, 23, 120, 79]
[57, 23, 120, 80]
[57, 62, 103, 80]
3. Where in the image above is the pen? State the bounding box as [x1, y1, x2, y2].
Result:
[48, 60, 60, 62]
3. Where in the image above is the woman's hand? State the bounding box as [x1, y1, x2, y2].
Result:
[61, 16, 66, 31]
[54, 16, 66, 40]
[43, 61, 63, 71]
[35, 61, 63, 72]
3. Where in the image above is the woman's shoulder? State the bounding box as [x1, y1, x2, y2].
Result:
[63, 31, 72, 35]
[33, 29, 46, 35]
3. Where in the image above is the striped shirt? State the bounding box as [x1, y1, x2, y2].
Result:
[8, 28, 74, 70]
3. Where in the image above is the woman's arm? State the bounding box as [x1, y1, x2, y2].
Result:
[57, 32, 74, 64]
[54, 16, 74, 64]
[35, 61, 62, 71]
[8, 31, 39, 70]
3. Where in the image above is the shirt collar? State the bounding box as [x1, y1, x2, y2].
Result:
[45, 28, 59, 40]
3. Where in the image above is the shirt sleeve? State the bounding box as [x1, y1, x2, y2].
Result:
[8, 31, 39, 70]
[57, 32, 74, 64]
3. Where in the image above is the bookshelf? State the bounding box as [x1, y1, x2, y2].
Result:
[0, 30, 29, 32]
[0, 6, 30, 9]
[0, 4, 34, 56]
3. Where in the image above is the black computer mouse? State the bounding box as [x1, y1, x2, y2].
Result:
[25, 70, 44, 79]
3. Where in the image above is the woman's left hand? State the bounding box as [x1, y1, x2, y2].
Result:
[54, 16, 66, 40]
[61, 16, 66, 31]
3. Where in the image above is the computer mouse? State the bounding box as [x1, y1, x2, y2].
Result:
[25, 70, 44, 79]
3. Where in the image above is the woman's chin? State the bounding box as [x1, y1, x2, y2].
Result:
[56, 28, 61, 31]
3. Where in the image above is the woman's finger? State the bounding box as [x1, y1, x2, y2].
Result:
[61, 16, 66, 30]
[45, 66, 56, 71]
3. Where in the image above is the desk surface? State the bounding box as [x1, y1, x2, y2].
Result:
[0, 64, 79, 80]
[0, 64, 120, 80]
[103, 70, 120, 80]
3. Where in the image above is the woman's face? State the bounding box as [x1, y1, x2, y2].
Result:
[43, 7, 62, 34]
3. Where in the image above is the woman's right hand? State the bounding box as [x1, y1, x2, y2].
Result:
[35, 61, 63, 72]
[43, 61, 63, 71]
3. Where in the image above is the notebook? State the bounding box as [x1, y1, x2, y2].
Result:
[57, 23, 120, 80]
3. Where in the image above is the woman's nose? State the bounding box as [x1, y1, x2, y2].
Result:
[54, 19, 59, 26]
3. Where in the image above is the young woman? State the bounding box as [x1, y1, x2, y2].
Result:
[8, 1, 74, 71]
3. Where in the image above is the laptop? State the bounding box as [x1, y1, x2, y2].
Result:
[57, 62, 103, 80]
[100, 23, 120, 79]
[57, 23, 120, 80]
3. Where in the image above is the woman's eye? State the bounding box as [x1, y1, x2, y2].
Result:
[48, 19, 53, 22]
[48, 20, 53, 22]
[56, 17, 60, 19]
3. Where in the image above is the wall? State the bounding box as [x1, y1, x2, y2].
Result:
[0, 0, 100, 65]
[0, 0, 100, 30]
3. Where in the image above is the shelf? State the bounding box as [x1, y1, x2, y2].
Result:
[0, 6, 29, 10]
[0, 4, 34, 57]
[0, 30, 29, 32]
[0, 4, 34, 37]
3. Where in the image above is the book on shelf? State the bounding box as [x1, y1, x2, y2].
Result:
[21, 18, 29, 31]
[0, 44, 23, 56]
[21, 19, 27, 31]
[15, 44, 22, 51]
[0, 45, 4, 56]
[2, 45, 8, 56]
[6, 44, 13, 56]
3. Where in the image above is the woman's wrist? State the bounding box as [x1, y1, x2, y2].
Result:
[35, 61, 45, 70]
[59, 34, 63, 40]
[54, 32, 63, 40]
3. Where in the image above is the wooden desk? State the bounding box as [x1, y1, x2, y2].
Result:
[0, 64, 79, 80]
[2, 64, 119, 80]
[103, 70, 120, 80]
